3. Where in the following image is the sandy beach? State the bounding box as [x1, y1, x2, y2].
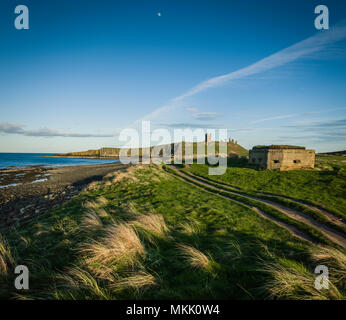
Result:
[0, 162, 128, 229]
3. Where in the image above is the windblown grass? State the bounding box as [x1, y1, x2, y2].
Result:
[223, 240, 243, 261]
[310, 245, 346, 290]
[0, 234, 15, 277]
[57, 265, 111, 300]
[1, 165, 344, 300]
[95, 208, 110, 218]
[261, 245, 346, 300]
[110, 271, 157, 293]
[82, 222, 145, 271]
[261, 258, 343, 300]
[132, 214, 169, 238]
[177, 243, 214, 274]
[112, 171, 137, 183]
[79, 211, 103, 233]
[178, 217, 201, 236]
[86, 181, 100, 191]
[127, 201, 140, 215]
[95, 196, 108, 207]
[84, 196, 108, 210]
[84, 201, 99, 211]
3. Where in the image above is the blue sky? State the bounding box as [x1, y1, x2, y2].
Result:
[0, 0, 346, 153]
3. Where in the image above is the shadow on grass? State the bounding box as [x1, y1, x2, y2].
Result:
[1, 193, 310, 300]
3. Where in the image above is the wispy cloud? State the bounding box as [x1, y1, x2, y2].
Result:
[309, 118, 346, 128]
[185, 107, 198, 113]
[134, 21, 346, 125]
[251, 106, 346, 124]
[251, 114, 298, 124]
[284, 118, 346, 142]
[0, 122, 114, 138]
[192, 112, 220, 121]
[286, 118, 346, 131]
[159, 122, 225, 129]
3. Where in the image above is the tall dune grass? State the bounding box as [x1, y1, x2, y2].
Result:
[178, 217, 201, 236]
[84, 196, 108, 211]
[79, 211, 103, 233]
[261, 246, 346, 300]
[109, 271, 157, 294]
[132, 214, 169, 238]
[82, 222, 145, 272]
[177, 243, 214, 274]
[57, 265, 111, 299]
[310, 245, 346, 290]
[0, 235, 15, 277]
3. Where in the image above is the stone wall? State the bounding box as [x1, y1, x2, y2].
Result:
[249, 148, 315, 170]
[249, 148, 268, 168]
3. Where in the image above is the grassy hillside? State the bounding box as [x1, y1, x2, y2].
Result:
[55, 141, 248, 159]
[318, 151, 346, 156]
[0, 165, 344, 300]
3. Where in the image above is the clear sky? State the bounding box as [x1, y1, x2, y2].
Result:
[0, 0, 345, 153]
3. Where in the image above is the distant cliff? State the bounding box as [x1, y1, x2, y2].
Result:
[53, 142, 248, 159]
[318, 150, 346, 156]
[52, 148, 120, 159]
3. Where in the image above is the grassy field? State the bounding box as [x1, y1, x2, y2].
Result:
[185, 156, 346, 218]
[0, 165, 345, 300]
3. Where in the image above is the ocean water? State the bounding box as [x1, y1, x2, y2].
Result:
[0, 153, 119, 169]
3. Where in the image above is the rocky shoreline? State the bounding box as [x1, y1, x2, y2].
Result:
[0, 162, 127, 229]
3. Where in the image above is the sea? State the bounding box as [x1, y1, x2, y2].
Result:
[0, 153, 119, 169]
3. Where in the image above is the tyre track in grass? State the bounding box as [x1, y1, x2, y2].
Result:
[185, 170, 346, 228]
[167, 166, 346, 248]
[164, 167, 314, 244]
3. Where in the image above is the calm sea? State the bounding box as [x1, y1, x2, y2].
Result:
[0, 153, 119, 169]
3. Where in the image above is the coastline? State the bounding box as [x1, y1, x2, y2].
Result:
[51, 155, 119, 159]
[0, 162, 128, 229]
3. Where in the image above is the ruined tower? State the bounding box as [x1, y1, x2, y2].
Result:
[205, 133, 212, 143]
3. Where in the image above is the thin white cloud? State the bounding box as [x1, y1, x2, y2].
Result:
[185, 107, 198, 113]
[192, 112, 220, 120]
[252, 106, 346, 124]
[134, 21, 346, 125]
[251, 114, 298, 124]
[160, 122, 225, 129]
[0, 122, 115, 138]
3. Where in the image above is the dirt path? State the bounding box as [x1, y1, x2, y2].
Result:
[187, 171, 346, 228]
[166, 167, 314, 243]
[167, 166, 346, 248]
[187, 171, 346, 230]
[257, 191, 346, 227]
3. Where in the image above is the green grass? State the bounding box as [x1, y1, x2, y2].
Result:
[164, 165, 339, 247]
[185, 157, 346, 218]
[179, 168, 346, 235]
[0, 165, 345, 300]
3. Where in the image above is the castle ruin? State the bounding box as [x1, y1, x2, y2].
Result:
[205, 133, 212, 143]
